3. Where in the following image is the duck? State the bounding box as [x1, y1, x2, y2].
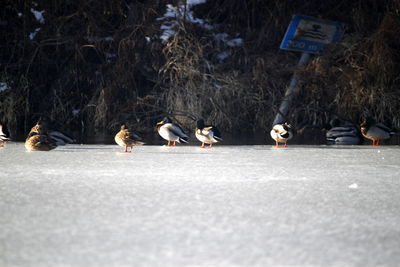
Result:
[195, 119, 222, 148]
[360, 117, 395, 146]
[37, 117, 75, 145]
[156, 117, 188, 146]
[270, 122, 293, 147]
[325, 118, 361, 145]
[0, 124, 11, 147]
[25, 123, 57, 151]
[114, 124, 144, 152]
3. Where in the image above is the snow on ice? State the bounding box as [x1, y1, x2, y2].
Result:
[1, 144, 400, 266]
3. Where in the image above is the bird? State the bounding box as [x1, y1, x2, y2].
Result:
[114, 124, 144, 152]
[270, 123, 293, 147]
[0, 124, 11, 147]
[195, 119, 222, 148]
[156, 117, 188, 146]
[325, 118, 361, 145]
[37, 117, 75, 145]
[360, 117, 395, 146]
[25, 123, 57, 151]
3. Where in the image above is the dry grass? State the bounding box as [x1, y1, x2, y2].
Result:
[1, 0, 399, 141]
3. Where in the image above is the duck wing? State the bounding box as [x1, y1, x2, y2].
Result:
[209, 125, 222, 140]
[169, 123, 188, 143]
[375, 123, 394, 134]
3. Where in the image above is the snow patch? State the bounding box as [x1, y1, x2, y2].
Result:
[348, 183, 358, 189]
[85, 36, 114, 43]
[72, 109, 80, 116]
[157, 1, 212, 43]
[29, 28, 41, 40]
[0, 82, 10, 92]
[30, 8, 45, 24]
[217, 51, 230, 62]
[214, 33, 244, 62]
[226, 38, 243, 47]
[187, 0, 207, 5]
[105, 52, 117, 59]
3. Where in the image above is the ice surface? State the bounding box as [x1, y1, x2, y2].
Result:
[1, 143, 400, 267]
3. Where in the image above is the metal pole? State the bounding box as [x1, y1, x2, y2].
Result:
[272, 52, 311, 126]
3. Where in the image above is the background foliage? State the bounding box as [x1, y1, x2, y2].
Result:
[1, 0, 399, 143]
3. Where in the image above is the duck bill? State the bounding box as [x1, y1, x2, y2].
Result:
[156, 121, 164, 126]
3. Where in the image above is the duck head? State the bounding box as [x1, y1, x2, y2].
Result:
[196, 119, 205, 130]
[282, 123, 292, 132]
[360, 117, 375, 132]
[157, 117, 172, 126]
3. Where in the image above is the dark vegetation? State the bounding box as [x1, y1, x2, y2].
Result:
[1, 0, 399, 143]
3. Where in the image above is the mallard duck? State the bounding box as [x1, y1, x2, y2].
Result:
[325, 119, 361, 145]
[195, 119, 222, 148]
[0, 124, 11, 147]
[156, 117, 188, 146]
[114, 124, 144, 152]
[360, 117, 395, 146]
[25, 123, 57, 151]
[38, 117, 75, 145]
[270, 123, 293, 147]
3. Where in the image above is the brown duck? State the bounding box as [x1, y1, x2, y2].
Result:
[25, 123, 57, 151]
[114, 125, 144, 152]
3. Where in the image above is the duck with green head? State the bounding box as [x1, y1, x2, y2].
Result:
[360, 117, 395, 146]
[156, 117, 188, 146]
[270, 122, 293, 148]
[195, 119, 222, 148]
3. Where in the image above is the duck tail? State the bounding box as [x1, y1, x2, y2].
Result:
[49, 131, 75, 145]
[179, 137, 189, 143]
[214, 135, 223, 141]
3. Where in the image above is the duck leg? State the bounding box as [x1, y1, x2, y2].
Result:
[274, 140, 279, 148]
[200, 142, 205, 148]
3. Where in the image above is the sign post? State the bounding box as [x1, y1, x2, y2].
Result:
[272, 15, 345, 126]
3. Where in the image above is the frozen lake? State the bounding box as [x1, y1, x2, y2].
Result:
[1, 143, 400, 267]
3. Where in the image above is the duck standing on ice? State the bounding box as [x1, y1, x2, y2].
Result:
[156, 117, 188, 146]
[270, 123, 293, 148]
[114, 124, 144, 152]
[0, 124, 11, 147]
[195, 119, 222, 148]
[360, 117, 395, 146]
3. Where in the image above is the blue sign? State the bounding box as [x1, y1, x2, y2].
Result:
[280, 15, 345, 54]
